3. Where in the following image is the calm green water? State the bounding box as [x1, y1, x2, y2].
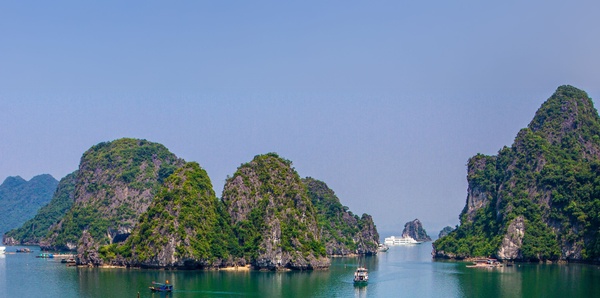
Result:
[1, 245, 599, 297]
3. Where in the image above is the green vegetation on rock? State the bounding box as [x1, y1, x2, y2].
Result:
[44, 138, 184, 255]
[433, 86, 600, 262]
[112, 162, 240, 268]
[222, 153, 329, 269]
[303, 177, 379, 255]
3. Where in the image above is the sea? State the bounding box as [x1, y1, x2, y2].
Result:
[1, 244, 598, 298]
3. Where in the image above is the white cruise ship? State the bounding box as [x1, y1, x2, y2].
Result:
[384, 236, 422, 246]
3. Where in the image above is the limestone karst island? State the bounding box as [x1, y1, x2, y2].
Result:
[434, 85, 600, 263]
[3, 142, 379, 270]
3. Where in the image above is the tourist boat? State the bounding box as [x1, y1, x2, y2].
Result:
[149, 281, 173, 292]
[36, 253, 54, 258]
[61, 257, 76, 265]
[466, 258, 503, 268]
[353, 267, 369, 284]
[378, 243, 389, 252]
[0, 246, 5, 254]
[16, 248, 32, 253]
[383, 236, 422, 246]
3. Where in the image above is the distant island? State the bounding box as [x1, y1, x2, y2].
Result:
[434, 86, 600, 263]
[3, 139, 379, 270]
[402, 219, 431, 242]
[0, 174, 58, 237]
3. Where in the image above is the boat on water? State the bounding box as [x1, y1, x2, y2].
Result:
[61, 257, 76, 265]
[0, 246, 5, 254]
[149, 281, 173, 292]
[36, 253, 54, 258]
[466, 258, 503, 268]
[16, 248, 32, 253]
[378, 243, 389, 252]
[353, 267, 369, 284]
[383, 236, 422, 246]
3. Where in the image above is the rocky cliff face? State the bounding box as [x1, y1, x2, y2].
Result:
[4, 171, 77, 245]
[41, 138, 184, 263]
[401, 219, 431, 242]
[433, 86, 600, 262]
[0, 174, 58, 238]
[303, 177, 379, 256]
[221, 153, 330, 270]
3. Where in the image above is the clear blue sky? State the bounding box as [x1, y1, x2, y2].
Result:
[1, 1, 599, 235]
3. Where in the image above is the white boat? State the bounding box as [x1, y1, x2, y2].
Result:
[378, 243, 389, 252]
[0, 246, 5, 254]
[353, 267, 368, 283]
[383, 236, 422, 246]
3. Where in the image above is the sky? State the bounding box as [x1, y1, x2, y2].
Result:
[1, 1, 600, 236]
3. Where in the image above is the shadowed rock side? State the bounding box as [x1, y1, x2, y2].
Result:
[303, 177, 379, 256]
[41, 138, 185, 264]
[401, 219, 431, 242]
[221, 153, 330, 270]
[433, 86, 600, 263]
[4, 171, 77, 245]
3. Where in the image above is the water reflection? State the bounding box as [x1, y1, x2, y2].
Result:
[353, 284, 368, 298]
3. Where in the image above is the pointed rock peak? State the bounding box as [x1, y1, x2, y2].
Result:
[528, 85, 599, 139]
[401, 219, 431, 242]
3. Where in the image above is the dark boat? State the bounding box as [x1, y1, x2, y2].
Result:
[149, 281, 173, 292]
[16, 248, 32, 253]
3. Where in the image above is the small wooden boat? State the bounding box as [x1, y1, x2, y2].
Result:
[466, 258, 503, 268]
[149, 281, 173, 292]
[353, 267, 368, 284]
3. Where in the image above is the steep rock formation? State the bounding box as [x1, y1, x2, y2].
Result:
[0, 174, 58, 238]
[42, 138, 184, 263]
[433, 86, 600, 262]
[221, 153, 330, 270]
[303, 177, 379, 256]
[497, 216, 525, 260]
[114, 162, 242, 269]
[401, 219, 431, 242]
[4, 172, 77, 245]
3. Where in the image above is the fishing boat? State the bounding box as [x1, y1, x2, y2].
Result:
[466, 258, 503, 268]
[149, 281, 173, 292]
[36, 253, 54, 258]
[353, 267, 369, 284]
[61, 257, 76, 265]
